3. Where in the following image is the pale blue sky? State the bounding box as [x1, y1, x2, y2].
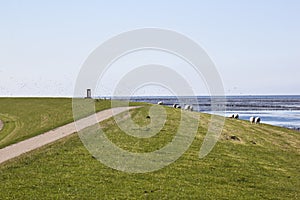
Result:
[0, 0, 299, 96]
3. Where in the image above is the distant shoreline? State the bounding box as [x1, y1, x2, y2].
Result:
[0, 96, 299, 131]
[128, 95, 300, 131]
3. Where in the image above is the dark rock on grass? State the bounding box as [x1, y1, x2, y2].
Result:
[227, 135, 241, 141]
[144, 190, 154, 194]
[250, 140, 257, 144]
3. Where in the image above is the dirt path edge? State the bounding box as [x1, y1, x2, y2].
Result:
[0, 106, 139, 164]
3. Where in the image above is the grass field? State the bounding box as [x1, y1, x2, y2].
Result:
[0, 103, 299, 199]
[0, 98, 144, 148]
[0, 98, 115, 148]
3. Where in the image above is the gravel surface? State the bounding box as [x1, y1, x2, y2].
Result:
[0, 120, 3, 131]
[0, 107, 138, 164]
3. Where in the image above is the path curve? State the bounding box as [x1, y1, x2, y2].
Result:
[0, 106, 138, 164]
[0, 120, 3, 132]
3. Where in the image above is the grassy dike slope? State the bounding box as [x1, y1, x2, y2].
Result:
[0, 105, 299, 199]
[0, 98, 125, 148]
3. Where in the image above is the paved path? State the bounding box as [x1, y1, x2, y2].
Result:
[0, 107, 138, 164]
[0, 120, 3, 132]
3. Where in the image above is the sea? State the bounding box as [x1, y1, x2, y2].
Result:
[126, 95, 300, 130]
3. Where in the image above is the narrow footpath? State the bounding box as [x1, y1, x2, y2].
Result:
[0, 107, 137, 164]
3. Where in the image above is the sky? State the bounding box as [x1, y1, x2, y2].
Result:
[0, 0, 299, 96]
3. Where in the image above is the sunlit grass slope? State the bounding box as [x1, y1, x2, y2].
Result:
[0, 98, 133, 148]
[0, 106, 299, 199]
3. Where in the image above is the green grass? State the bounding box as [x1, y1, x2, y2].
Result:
[0, 98, 144, 148]
[0, 105, 299, 199]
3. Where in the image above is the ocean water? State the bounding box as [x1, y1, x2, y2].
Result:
[128, 95, 300, 130]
